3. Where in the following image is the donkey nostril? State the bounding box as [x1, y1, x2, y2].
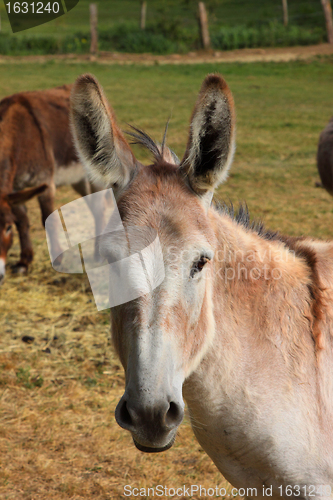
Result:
[165, 401, 184, 429]
[119, 399, 134, 429]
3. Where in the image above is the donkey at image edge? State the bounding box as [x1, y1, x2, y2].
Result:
[70, 73, 333, 499]
[317, 117, 333, 196]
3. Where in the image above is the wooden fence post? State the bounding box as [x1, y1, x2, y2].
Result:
[321, 0, 333, 43]
[90, 3, 98, 55]
[282, 0, 288, 27]
[141, 1, 147, 30]
[198, 2, 210, 50]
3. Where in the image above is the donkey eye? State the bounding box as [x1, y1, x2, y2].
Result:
[190, 257, 209, 279]
[6, 225, 12, 234]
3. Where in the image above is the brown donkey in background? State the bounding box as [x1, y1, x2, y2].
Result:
[70, 73, 333, 499]
[317, 117, 333, 196]
[0, 85, 103, 285]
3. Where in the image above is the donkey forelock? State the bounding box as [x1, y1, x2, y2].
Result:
[126, 124, 180, 167]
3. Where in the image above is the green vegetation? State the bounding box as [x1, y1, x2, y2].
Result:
[16, 367, 44, 388]
[0, 23, 325, 55]
[0, 0, 328, 55]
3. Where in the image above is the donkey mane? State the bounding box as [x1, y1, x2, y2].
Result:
[214, 201, 280, 242]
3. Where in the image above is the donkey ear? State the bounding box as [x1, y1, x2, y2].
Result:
[70, 74, 136, 191]
[180, 74, 236, 195]
[5, 184, 48, 206]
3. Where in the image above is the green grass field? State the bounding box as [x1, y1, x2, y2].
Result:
[0, 57, 333, 498]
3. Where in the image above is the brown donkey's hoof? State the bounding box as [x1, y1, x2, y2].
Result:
[11, 263, 28, 275]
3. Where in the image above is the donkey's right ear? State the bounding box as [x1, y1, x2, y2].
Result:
[180, 74, 236, 196]
[70, 74, 136, 192]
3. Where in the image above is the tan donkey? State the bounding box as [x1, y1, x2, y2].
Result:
[70, 73, 333, 499]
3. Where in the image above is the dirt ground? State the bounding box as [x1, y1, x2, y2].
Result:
[1, 43, 333, 66]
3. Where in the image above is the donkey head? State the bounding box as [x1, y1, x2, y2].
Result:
[71, 74, 235, 452]
[0, 185, 47, 285]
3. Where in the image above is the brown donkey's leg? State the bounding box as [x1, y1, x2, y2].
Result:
[11, 203, 33, 273]
[6, 184, 49, 273]
[38, 183, 63, 265]
[71, 178, 91, 198]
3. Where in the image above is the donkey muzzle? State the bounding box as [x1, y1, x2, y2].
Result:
[115, 394, 184, 452]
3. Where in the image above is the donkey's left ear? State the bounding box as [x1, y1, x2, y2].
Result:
[180, 74, 236, 196]
[70, 74, 136, 192]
